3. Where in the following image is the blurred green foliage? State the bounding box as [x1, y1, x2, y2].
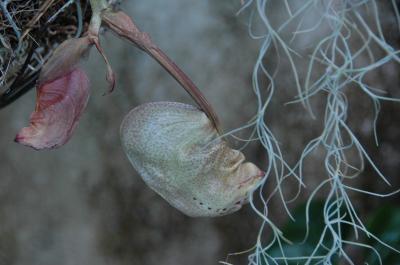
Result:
[365, 205, 400, 264]
[263, 202, 400, 264]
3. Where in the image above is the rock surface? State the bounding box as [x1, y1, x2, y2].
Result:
[0, 1, 399, 265]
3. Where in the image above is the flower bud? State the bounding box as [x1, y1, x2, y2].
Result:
[120, 102, 263, 217]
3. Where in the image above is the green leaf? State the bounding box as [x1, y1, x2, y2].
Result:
[365, 206, 400, 264]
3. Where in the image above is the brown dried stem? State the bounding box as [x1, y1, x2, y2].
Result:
[20, 0, 57, 41]
[101, 10, 221, 133]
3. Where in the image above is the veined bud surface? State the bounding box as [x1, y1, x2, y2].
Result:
[120, 102, 263, 217]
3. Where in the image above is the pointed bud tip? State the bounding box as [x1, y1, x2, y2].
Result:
[14, 134, 22, 143]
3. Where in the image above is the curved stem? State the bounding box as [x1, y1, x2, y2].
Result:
[101, 10, 221, 133]
[144, 46, 221, 133]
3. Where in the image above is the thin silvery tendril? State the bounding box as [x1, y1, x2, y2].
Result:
[225, 0, 400, 264]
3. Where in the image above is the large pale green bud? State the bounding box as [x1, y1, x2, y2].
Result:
[120, 102, 263, 217]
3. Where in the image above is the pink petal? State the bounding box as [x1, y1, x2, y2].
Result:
[39, 37, 92, 85]
[15, 68, 90, 150]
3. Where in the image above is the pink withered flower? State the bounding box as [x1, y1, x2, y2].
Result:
[15, 9, 115, 150]
[15, 8, 219, 150]
[15, 68, 90, 149]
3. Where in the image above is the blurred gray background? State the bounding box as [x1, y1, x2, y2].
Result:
[0, 1, 399, 265]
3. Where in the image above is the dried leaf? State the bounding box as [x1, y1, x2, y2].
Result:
[16, 68, 90, 150]
[120, 102, 263, 217]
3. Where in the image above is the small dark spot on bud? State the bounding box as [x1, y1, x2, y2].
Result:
[193, 197, 197, 200]
[208, 207, 212, 210]
[199, 202, 203, 205]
